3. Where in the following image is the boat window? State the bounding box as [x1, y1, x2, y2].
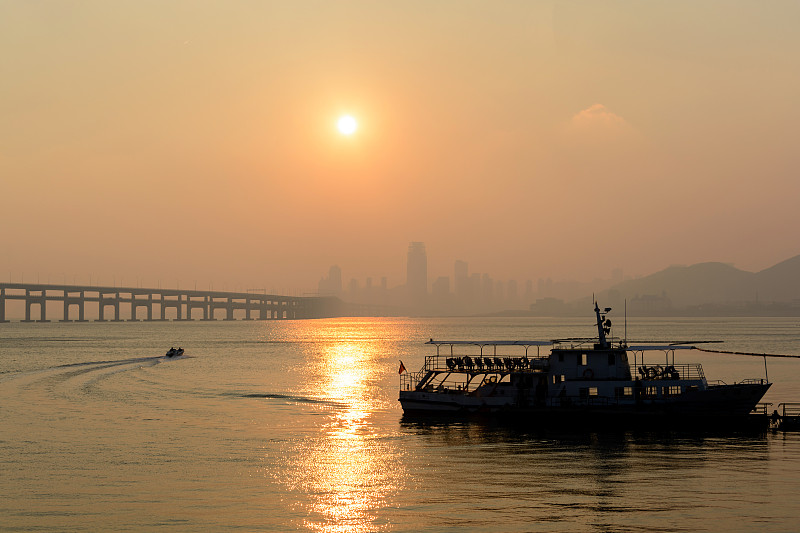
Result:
[579, 388, 589, 399]
[608, 353, 615, 366]
[665, 386, 682, 396]
[580, 354, 587, 366]
[589, 387, 598, 397]
[614, 386, 633, 398]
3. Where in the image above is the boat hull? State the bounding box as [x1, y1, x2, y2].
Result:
[399, 382, 771, 428]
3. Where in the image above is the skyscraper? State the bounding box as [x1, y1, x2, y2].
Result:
[454, 260, 469, 300]
[318, 265, 342, 296]
[406, 242, 427, 302]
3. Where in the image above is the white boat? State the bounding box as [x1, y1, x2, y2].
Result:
[399, 303, 771, 427]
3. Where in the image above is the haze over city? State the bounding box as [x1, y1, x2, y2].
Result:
[3, 2, 798, 295]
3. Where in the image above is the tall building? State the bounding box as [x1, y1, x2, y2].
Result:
[454, 260, 469, 300]
[432, 276, 450, 298]
[318, 265, 342, 296]
[406, 242, 428, 302]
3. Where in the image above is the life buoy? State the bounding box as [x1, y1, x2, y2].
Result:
[583, 368, 594, 379]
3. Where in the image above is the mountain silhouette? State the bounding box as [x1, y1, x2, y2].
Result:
[596, 254, 800, 310]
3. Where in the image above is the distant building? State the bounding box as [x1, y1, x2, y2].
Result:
[432, 276, 450, 298]
[494, 280, 504, 303]
[530, 297, 567, 316]
[507, 279, 518, 304]
[482, 273, 493, 304]
[318, 265, 342, 296]
[454, 260, 469, 300]
[406, 242, 428, 302]
[469, 273, 481, 302]
[347, 278, 359, 297]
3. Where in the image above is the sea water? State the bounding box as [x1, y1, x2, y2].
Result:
[2, 316, 800, 532]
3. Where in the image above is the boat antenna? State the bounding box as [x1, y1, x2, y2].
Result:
[594, 300, 610, 349]
[624, 299, 627, 347]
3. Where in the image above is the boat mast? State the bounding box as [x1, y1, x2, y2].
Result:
[624, 299, 627, 347]
[594, 301, 610, 349]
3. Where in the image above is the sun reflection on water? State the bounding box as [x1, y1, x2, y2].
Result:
[279, 323, 406, 532]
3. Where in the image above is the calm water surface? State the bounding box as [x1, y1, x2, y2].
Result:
[2, 317, 800, 531]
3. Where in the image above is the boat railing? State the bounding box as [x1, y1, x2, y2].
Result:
[400, 369, 426, 391]
[751, 402, 772, 416]
[708, 378, 769, 387]
[635, 363, 705, 381]
[552, 336, 622, 349]
[400, 353, 551, 391]
[737, 378, 769, 385]
[778, 403, 800, 418]
[423, 354, 549, 374]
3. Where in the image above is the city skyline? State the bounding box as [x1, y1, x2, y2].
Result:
[315, 240, 632, 314]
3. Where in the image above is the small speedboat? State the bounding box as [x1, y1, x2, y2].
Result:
[165, 347, 184, 358]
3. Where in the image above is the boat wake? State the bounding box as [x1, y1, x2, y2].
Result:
[0, 353, 187, 403]
[0, 355, 165, 384]
[238, 392, 344, 407]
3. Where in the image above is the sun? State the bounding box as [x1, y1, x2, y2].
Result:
[337, 115, 358, 135]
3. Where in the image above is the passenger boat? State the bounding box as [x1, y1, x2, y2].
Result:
[399, 303, 772, 427]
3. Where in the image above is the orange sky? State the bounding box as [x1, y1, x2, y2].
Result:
[2, 1, 798, 293]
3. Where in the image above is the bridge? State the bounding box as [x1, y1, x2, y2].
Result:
[0, 283, 348, 322]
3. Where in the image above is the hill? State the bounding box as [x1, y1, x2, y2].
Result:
[587, 254, 800, 315]
[754, 254, 800, 302]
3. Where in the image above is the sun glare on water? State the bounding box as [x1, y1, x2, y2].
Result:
[337, 115, 358, 135]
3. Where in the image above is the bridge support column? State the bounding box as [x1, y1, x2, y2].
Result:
[97, 292, 121, 322]
[201, 296, 213, 321]
[0, 289, 8, 323]
[23, 290, 32, 322]
[78, 293, 87, 322]
[174, 295, 189, 321]
[37, 299, 49, 322]
[61, 297, 72, 322]
[113, 293, 121, 321]
[23, 290, 49, 322]
[61, 291, 87, 322]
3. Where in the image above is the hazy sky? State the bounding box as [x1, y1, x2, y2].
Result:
[2, 1, 798, 292]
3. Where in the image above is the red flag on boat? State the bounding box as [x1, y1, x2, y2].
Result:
[398, 360, 406, 374]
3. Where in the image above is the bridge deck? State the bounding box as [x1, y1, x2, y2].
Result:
[0, 283, 345, 322]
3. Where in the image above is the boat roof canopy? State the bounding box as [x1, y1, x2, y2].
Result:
[627, 345, 697, 351]
[425, 339, 553, 347]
